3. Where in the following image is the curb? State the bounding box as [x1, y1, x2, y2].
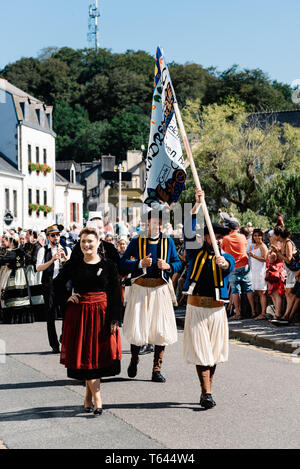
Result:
[228, 327, 300, 354]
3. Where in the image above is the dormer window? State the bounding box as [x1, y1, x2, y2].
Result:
[20, 102, 25, 119]
[71, 168, 75, 183]
[36, 109, 41, 125]
[45, 112, 52, 129]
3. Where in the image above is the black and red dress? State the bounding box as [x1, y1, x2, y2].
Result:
[54, 257, 122, 380]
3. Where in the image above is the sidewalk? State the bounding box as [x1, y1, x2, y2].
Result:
[174, 307, 300, 355]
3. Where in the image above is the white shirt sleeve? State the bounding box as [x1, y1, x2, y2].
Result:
[36, 247, 45, 270]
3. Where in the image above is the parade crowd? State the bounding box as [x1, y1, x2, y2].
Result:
[1, 209, 299, 328]
[0, 196, 299, 412]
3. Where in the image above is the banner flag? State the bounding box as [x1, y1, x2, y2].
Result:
[143, 47, 186, 207]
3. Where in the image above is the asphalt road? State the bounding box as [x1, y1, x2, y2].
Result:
[0, 321, 299, 449]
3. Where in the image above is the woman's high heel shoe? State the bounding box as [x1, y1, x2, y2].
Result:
[84, 402, 94, 413]
[93, 408, 103, 416]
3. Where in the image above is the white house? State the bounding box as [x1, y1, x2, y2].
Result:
[55, 172, 84, 228]
[0, 78, 83, 233]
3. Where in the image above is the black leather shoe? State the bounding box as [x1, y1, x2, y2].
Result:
[127, 359, 139, 378]
[200, 394, 216, 409]
[139, 344, 154, 355]
[151, 371, 166, 383]
[93, 408, 103, 416]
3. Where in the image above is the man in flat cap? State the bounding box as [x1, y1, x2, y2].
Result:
[183, 189, 235, 409]
[36, 225, 71, 353]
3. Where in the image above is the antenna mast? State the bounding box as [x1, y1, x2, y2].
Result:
[88, 0, 100, 49]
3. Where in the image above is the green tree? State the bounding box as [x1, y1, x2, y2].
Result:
[72, 120, 112, 162]
[108, 107, 149, 158]
[261, 172, 300, 231]
[2, 57, 42, 98]
[169, 63, 216, 109]
[181, 98, 300, 216]
[38, 58, 79, 105]
[205, 65, 294, 111]
[53, 100, 90, 160]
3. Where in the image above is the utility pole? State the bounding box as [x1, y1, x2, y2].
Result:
[88, 0, 100, 49]
[115, 163, 124, 221]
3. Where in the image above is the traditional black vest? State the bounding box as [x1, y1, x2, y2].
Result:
[41, 244, 68, 285]
[189, 248, 225, 290]
[137, 235, 169, 262]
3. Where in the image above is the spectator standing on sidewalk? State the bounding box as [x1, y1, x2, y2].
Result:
[266, 233, 286, 320]
[249, 229, 268, 320]
[271, 226, 297, 319]
[222, 220, 256, 319]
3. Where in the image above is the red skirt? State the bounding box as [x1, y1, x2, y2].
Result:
[60, 292, 122, 377]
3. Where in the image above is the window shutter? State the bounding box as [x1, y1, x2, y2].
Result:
[70, 203, 73, 222]
[76, 203, 79, 222]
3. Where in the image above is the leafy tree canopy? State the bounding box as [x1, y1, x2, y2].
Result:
[0, 47, 297, 168]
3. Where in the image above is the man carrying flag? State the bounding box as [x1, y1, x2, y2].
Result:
[183, 189, 235, 409]
[120, 48, 184, 382]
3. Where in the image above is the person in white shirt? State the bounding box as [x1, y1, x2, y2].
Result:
[36, 225, 71, 353]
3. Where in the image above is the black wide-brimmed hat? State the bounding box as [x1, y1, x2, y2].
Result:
[204, 223, 229, 236]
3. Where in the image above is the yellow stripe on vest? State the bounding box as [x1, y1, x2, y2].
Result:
[190, 250, 203, 279]
[212, 256, 218, 287]
[164, 238, 168, 262]
[195, 251, 208, 281]
[219, 265, 224, 287]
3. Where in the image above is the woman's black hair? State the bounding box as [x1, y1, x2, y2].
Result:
[273, 225, 291, 239]
[252, 228, 264, 242]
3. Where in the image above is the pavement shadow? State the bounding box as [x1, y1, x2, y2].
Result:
[0, 405, 91, 422]
[104, 401, 204, 412]
[0, 380, 83, 391]
[0, 402, 204, 422]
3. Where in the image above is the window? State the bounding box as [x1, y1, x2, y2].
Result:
[13, 190, 17, 217]
[36, 147, 39, 163]
[28, 144, 32, 163]
[71, 169, 75, 183]
[46, 113, 51, 128]
[43, 149, 47, 164]
[28, 189, 32, 215]
[70, 203, 79, 222]
[5, 189, 9, 210]
[36, 109, 41, 125]
[43, 190, 47, 205]
[20, 102, 25, 119]
[36, 189, 40, 205]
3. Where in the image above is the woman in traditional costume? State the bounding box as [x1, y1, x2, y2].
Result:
[0, 234, 33, 324]
[54, 227, 122, 416]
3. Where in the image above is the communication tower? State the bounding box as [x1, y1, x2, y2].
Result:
[88, 0, 100, 49]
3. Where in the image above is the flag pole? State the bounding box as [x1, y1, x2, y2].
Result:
[173, 101, 220, 257]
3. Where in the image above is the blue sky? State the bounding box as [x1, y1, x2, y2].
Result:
[0, 0, 298, 85]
